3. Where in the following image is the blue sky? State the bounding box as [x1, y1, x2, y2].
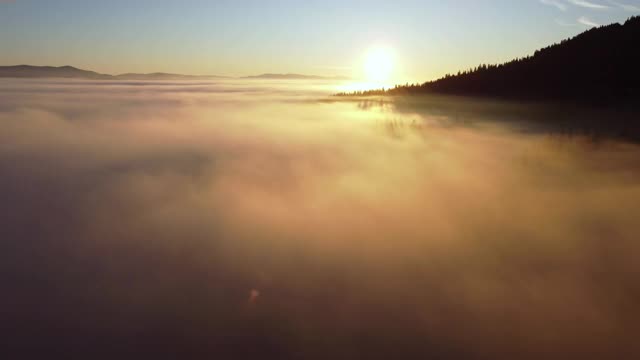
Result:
[0, 0, 638, 81]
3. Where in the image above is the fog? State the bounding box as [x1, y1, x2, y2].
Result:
[2, 79, 639, 359]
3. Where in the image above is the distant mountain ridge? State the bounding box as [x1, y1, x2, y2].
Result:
[340, 16, 640, 102]
[0, 65, 346, 81]
[0, 65, 113, 80]
[114, 73, 229, 80]
[0, 65, 227, 80]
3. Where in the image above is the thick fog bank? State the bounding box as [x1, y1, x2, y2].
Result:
[1, 80, 639, 359]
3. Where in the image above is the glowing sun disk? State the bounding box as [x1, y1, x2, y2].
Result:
[364, 47, 395, 83]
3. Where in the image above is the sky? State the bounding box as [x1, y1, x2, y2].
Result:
[1, 0, 638, 81]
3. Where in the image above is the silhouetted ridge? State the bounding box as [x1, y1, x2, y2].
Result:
[113, 73, 228, 80]
[0, 65, 344, 81]
[339, 16, 640, 102]
[0, 66, 231, 80]
[0, 65, 112, 79]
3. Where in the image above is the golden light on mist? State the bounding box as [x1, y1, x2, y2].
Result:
[337, 46, 398, 93]
[3, 78, 640, 359]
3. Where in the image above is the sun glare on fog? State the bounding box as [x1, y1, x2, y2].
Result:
[336, 46, 398, 93]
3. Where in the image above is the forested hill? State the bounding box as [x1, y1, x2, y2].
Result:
[341, 16, 640, 102]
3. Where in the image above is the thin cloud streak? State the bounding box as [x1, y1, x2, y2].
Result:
[578, 16, 602, 26]
[541, 0, 569, 11]
[568, 0, 610, 9]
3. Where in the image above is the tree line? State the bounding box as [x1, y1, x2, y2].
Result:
[338, 16, 640, 103]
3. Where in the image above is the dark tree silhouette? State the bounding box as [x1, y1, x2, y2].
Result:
[338, 16, 640, 104]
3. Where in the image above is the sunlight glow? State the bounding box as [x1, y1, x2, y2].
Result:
[364, 47, 395, 83]
[336, 81, 389, 93]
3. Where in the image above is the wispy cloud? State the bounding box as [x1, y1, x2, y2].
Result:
[541, 0, 569, 11]
[607, 0, 640, 11]
[578, 16, 601, 26]
[567, 0, 610, 9]
[555, 18, 580, 26]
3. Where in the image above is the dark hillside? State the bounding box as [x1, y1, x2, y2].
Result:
[342, 17, 640, 103]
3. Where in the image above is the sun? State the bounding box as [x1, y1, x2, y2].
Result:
[364, 47, 395, 83]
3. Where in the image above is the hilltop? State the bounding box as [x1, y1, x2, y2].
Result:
[0, 65, 345, 81]
[340, 16, 640, 103]
[0, 65, 113, 80]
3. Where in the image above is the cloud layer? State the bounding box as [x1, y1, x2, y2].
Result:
[2, 79, 640, 358]
[541, 0, 570, 11]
